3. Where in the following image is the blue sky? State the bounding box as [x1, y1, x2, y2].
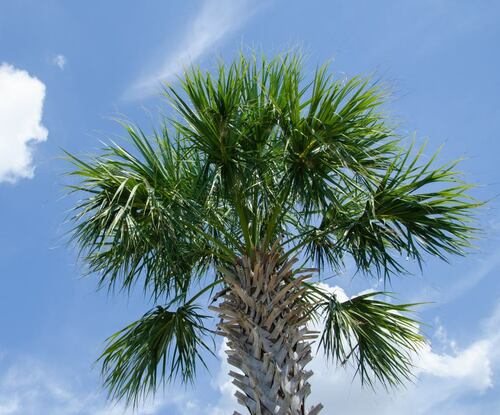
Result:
[0, 0, 499, 413]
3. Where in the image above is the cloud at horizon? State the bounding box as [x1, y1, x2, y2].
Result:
[0, 280, 497, 414]
[204, 285, 500, 415]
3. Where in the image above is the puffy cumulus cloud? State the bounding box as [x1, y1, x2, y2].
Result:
[203, 285, 500, 415]
[0, 64, 48, 183]
[207, 339, 239, 415]
[305, 333, 497, 415]
[3, 289, 498, 415]
[417, 339, 492, 389]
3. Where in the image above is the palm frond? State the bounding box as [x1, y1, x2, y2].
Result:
[66, 128, 234, 298]
[64, 52, 481, 406]
[99, 303, 214, 406]
[299, 143, 481, 278]
[314, 289, 425, 388]
[339, 144, 480, 277]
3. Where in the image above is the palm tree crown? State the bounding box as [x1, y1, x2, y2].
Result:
[67, 53, 479, 412]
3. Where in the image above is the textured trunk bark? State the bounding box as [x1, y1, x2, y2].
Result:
[210, 244, 323, 415]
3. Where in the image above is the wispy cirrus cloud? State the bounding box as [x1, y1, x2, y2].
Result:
[125, 0, 261, 100]
[415, 241, 500, 307]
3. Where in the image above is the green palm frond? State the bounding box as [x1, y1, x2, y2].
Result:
[314, 289, 425, 388]
[65, 51, 481, 405]
[301, 142, 480, 278]
[337, 144, 479, 277]
[99, 303, 214, 406]
[66, 128, 235, 298]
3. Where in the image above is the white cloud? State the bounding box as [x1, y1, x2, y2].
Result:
[0, 357, 171, 415]
[206, 339, 238, 415]
[302, 336, 496, 415]
[417, 340, 492, 390]
[2, 288, 498, 415]
[52, 54, 67, 70]
[0, 353, 236, 415]
[126, 0, 259, 99]
[205, 285, 500, 415]
[0, 63, 48, 183]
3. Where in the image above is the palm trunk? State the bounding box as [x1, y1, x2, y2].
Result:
[210, 244, 323, 415]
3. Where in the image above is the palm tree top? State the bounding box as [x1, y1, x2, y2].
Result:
[66, 52, 480, 406]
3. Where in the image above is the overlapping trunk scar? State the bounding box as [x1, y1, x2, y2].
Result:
[210, 244, 323, 415]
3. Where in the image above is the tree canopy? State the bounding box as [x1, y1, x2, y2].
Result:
[67, 53, 479, 406]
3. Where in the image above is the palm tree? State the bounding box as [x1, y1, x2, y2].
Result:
[67, 54, 478, 414]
